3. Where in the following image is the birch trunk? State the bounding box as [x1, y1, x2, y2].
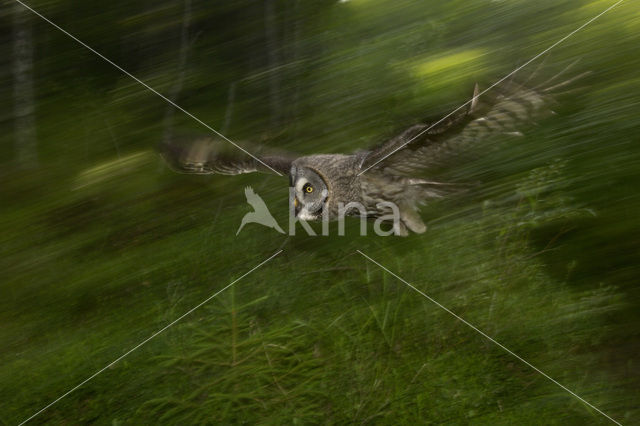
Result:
[163, 0, 192, 144]
[221, 82, 237, 134]
[13, 2, 38, 168]
[264, 0, 282, 130]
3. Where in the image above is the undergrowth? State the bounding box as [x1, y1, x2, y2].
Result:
[123, 161, 626, 424]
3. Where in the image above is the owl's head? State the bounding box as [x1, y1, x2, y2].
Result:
[290, 165, 328, 221]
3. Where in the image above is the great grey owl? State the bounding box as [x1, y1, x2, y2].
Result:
[161, 73, 580, 235]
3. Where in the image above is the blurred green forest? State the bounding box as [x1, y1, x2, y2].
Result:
[1, 0, 639, 424]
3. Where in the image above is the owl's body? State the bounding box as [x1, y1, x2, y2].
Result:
[161, 69, 583, 236]
[291, 153, 430, 235]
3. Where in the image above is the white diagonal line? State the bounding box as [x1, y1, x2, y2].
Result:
[356, 250, 622, 425]
[13, 0, 283, 177]
[19, 250, 283, 425]
[357, 0, 625, 176]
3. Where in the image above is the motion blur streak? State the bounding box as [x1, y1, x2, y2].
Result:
[357, 0, 625, 175]
[1, 0, 638, 424]
[19, 251, 282, 425]
[357, 250, 621, 425]
[11, 0, 283, 176]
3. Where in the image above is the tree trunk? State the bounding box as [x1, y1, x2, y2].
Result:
[264, 0, 282, 130]
[163, 0, 192, 144]
[291, 0, 302, 137]
[221, 81, 237, 134]
[13, 2, 38, 168]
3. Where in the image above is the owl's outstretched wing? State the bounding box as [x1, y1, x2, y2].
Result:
[160, 136, 296, 176]
[360, 68, 587, 177]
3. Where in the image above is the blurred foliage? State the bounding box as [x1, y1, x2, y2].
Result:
[0, 0, 638, 424]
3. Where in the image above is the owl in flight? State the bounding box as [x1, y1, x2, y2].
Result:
[161, 71, 580, 235]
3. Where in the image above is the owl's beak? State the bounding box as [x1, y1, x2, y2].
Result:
[293, 197, 301, 216]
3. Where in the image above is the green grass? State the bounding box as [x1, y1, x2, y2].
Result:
[1, 1, 639, 422]
[1, 159, 634, 424]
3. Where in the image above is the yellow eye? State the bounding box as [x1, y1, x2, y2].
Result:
[303, 183, 313, 193]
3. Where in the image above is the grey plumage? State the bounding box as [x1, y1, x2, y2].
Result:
[161, 70, 582, 236]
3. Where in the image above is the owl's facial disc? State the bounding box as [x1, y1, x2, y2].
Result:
[292, 169, 328, 220]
